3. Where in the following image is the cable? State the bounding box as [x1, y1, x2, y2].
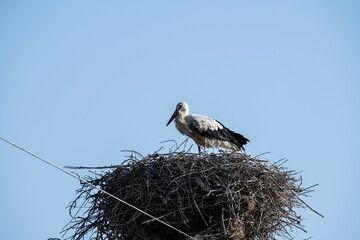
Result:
[0, 136, 195, 240]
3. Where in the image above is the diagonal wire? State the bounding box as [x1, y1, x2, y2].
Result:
[0, 136, 195, 240]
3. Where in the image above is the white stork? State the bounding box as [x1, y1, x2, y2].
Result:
[166, 102, 249, 153]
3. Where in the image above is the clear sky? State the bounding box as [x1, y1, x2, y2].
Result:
[0, 1, 359, 239]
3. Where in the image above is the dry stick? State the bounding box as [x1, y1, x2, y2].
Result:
[269, 177, 324, 218]
[65, 165, 123, 169]
[89, 170, 102, 177]
[0, 136, 196, 240]
[295, 196, 324, 218]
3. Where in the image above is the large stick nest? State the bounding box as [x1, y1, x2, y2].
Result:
[63, 150, 316, 240]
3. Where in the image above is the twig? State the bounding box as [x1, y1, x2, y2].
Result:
[65, 165, 123, 169]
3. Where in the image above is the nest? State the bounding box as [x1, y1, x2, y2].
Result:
[63, 150, 318, 240]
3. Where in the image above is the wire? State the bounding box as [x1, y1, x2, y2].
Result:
[0, 136, 195, 240]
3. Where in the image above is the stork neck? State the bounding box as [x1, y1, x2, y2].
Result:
[176, 110, 188, 122]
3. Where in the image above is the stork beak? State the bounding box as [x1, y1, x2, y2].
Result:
[166, 110, 179, 126]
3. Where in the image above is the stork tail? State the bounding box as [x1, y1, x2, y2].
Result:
[227, 128, 249, 151]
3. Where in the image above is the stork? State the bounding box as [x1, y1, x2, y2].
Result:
[166, 102, 249, 153]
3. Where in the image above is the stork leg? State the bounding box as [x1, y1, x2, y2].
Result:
[197, 144, 207, 155]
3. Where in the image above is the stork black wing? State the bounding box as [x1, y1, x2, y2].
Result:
[191, 118, 249, 150]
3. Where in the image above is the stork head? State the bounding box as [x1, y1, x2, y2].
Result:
[166, 102, 189, 126]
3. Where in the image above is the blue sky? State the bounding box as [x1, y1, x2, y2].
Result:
[0, 1, 359, 239]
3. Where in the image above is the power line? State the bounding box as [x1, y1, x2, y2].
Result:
[0, 136, 195, 240]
